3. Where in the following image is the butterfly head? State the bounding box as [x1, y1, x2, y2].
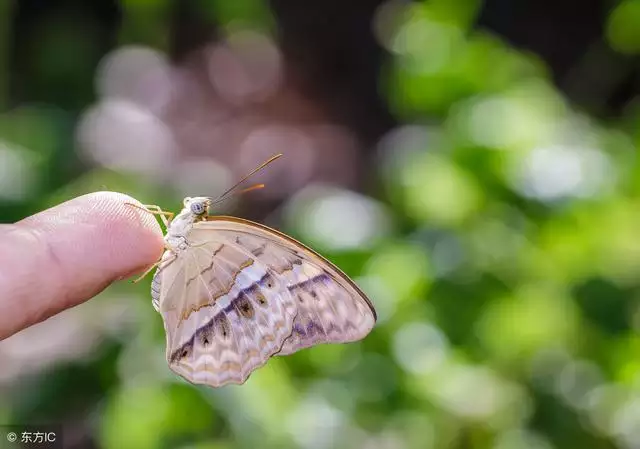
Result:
[183, 197, 211, 217]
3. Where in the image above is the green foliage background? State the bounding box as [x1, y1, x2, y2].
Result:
[2, 1, 640, 448]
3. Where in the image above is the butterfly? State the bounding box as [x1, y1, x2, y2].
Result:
[129, 154, 377, 387]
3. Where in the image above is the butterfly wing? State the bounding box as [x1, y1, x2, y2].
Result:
[195, 217, 377, 355]
[155, 216, 376, 387]
[154, 234, 298, 387]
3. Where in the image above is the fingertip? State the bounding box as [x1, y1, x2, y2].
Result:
[20, 190, 165, 282]
[0, 192, 168, 339]
[79, 191, 165, 276]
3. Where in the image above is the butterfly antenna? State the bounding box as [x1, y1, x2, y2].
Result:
[210, 183, 266, 204]
[211, 153, 282, 203]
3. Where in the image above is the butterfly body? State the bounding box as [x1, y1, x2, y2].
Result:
[150, 196, 376, 387]
[162, 196, 211, 252]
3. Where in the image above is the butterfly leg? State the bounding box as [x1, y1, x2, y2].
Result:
[131, 252, 177, 283]
[143, 205, 175, 227]
[125, 203, 175, 227]
[132, 262, 161, 283]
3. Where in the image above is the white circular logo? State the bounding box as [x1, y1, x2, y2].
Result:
[6, 432, 17, 443]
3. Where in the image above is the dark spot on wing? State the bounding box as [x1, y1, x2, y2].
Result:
[197, 320, 214, 347]
[215, 314, 231, 339]
[170, 336, 195, 364]
[244, 283, 269, 307]
[259, 271, 276, 289]
[255, 292, 268, 306]
[234, 293, 255, 319]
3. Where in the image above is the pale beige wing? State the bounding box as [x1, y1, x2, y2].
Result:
[153, 233, 297, 388]
[194, 216, 377, 357]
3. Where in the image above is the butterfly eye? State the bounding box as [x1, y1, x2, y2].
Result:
[190, 202, 206, 215]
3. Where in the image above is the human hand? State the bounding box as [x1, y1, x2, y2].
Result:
[0, 192, 164, 340]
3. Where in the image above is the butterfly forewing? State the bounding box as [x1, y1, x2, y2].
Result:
[154, 216, 376, 387]
[194, 217, 376, 349]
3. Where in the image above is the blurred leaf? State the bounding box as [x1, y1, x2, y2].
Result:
[100, 383, 216, 449]
[101, 385, 172, 449]
[201, 0, 274, 32]
[364, 241, 431, 304]
[477, 284, 581, 363]
[606, 0, 640, 54]
[400, 152, 484, 226]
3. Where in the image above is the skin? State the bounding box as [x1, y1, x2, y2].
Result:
[0, 191, 165, 340]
